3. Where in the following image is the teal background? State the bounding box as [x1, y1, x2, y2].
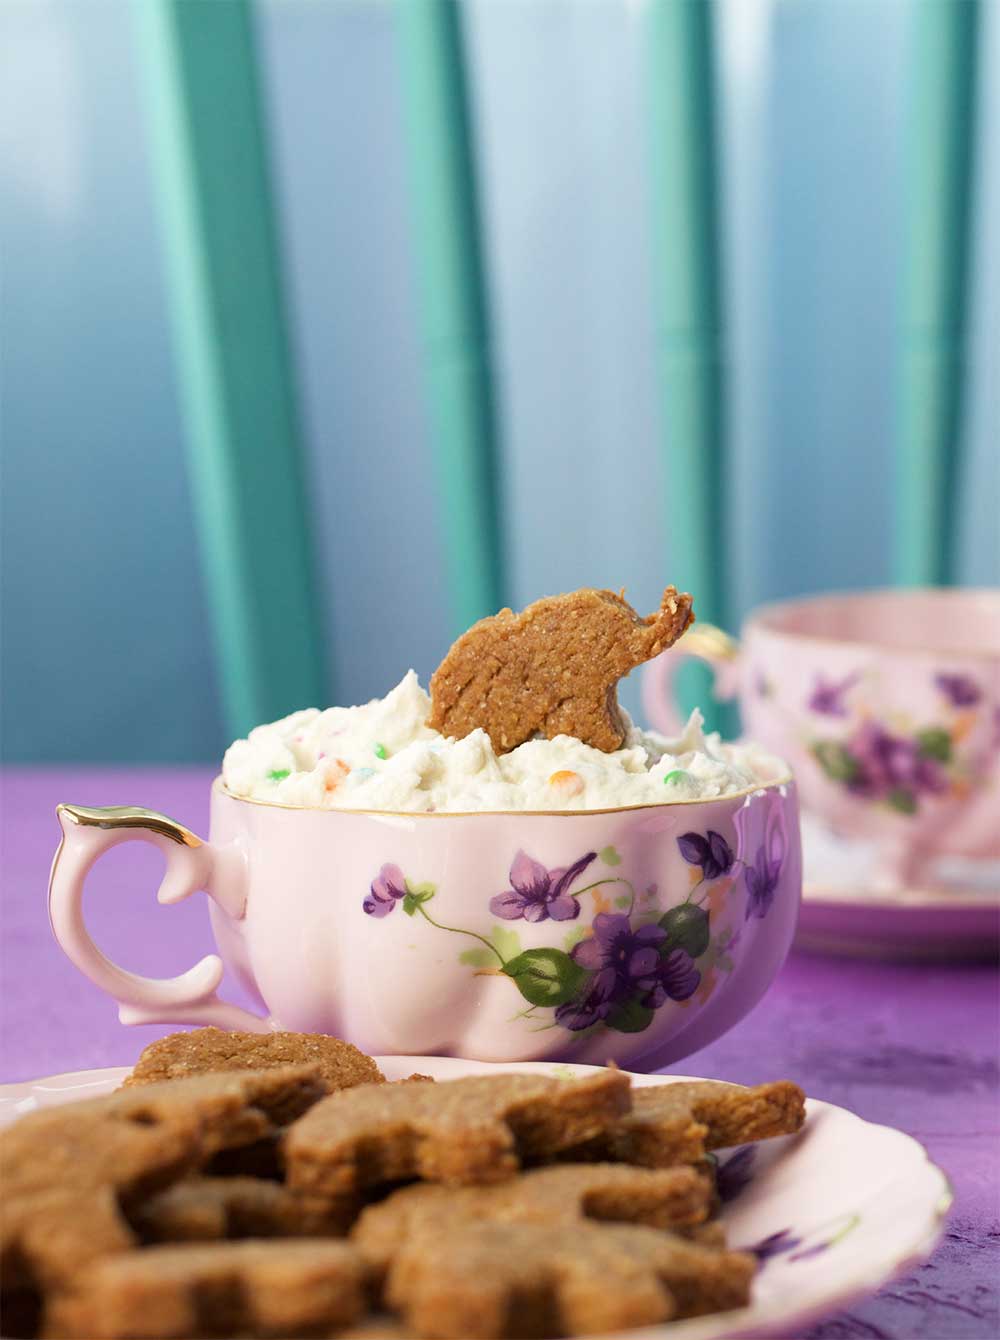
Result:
[1, 0, 997, 764]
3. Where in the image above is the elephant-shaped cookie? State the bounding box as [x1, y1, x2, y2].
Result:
[428, 586, 694, 754]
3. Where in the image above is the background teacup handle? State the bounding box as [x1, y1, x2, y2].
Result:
[48, 803, 271, 1032]
[642, 624, 742, 735]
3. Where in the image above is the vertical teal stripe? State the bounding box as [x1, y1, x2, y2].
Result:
[895, 0, 980, 587]
[646, 0, 729, 732]
[396, 0, 503, 631]
[134, 0, 327, 738]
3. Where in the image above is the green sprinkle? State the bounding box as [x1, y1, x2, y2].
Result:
[373, 742, 388, 760]
[268, 768, 290, 782]
[663, 769, 689, 786]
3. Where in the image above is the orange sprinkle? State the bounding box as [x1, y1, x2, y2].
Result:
[324, 758, 350, 792]
[548, 769, 584, 796]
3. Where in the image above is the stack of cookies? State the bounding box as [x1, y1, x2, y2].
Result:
[0, 1029, 805, 1339]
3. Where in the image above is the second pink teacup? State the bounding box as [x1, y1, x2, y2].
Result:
[644, 588, 1000, 891]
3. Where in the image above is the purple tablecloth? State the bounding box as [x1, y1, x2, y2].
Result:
[2, 768, 997, 1337]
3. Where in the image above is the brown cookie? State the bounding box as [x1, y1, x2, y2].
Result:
[43, 1239, 368, 1339]
[352, 1163, 711, 1277]
[1, 1068, 328, 1300]
[2, 1187, 137, 1300]
[329, 1325, 410, 1340]
[134, 1176, 359, 1243]
[685, 1220, 730, 1248]
[284, 1070, 631, 1195]
[610, 1079, 806, 1166]
[123, 1028, 384, 1092]
[427, 586, 695, 753]
[386, 1219, 755, 1338]
[562, 1079, 805, 1168]
[201, 1136, 284, 1181]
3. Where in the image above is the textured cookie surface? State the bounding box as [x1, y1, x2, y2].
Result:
[285, 1070, 631, 1195]
[3, 1056, 797, 1339]
[123, 1028, 384, 1092]
[134, 1176, 359, 1243]
[564, 1079, 805, 1167]
[386, 1219, 755, 1338]
[428, 586, 694, 753]
[1, 1067, 327, 1298]
[353, 1163, 712, 1276]
[44, 1239, 368, 1339]
[613, 1080, 805, 1166]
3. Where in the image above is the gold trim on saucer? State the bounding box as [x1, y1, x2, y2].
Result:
[56, 804, 202, 848]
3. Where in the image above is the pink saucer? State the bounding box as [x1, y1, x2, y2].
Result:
[797, 814, 1000, 960]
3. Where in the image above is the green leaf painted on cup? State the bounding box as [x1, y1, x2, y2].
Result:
[401, 886, 434, 917]
[405, 880, 436, 900]
[459, 947, 497, 968]
[658, 904, 711, 958]
[501, 949, 587, 1007]
[812, 741, 860, 784]
[599, 845, 622, 867]
[886, 788, 917, 815]
[916, 727, 952, 762]
[490, 925, 523, 962]
[606, 998, 655, 1033]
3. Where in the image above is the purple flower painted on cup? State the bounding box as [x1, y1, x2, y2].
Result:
[368, 843, 720, 1037]
[807, 671, 860, 717]
[734, 793, 787, 921]
[847, 722, 948, 803]
[569, 912, 666, 997]
[677, 831, 734, 880]
[554, 912, 701, 1031]
[363, 863, 407, 918]
[745, 844, 782, 921]
[554, 977, 617, 1032]
[936, 672, 982, 708]
[489, 850, 596, 923]
[642, 948, 701, 1007]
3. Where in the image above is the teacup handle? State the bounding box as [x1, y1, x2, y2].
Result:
[642, 623, 743, 735]
[48, 803, 270, 1032]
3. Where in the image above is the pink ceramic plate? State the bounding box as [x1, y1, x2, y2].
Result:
[799, 814, 1000, 960]
[0, 1056, 950, 1340]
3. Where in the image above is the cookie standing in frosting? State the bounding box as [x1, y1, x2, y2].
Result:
[427, 586, 695, 754]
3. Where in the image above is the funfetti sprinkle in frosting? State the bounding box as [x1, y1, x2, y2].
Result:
[221, 672, 787, 813]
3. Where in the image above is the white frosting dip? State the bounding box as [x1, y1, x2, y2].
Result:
[222, 672, 784, 813]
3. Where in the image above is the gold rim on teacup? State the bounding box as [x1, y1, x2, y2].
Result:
[213, 769, 794, 818]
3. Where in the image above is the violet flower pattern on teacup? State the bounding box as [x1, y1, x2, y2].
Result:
[362, 793, 789, 1039]
[804, 668, 994, 817]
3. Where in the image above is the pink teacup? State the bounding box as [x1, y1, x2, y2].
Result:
[48, 770, 800, 1069]
[643, 588, 1000, 891]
